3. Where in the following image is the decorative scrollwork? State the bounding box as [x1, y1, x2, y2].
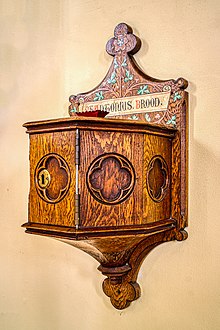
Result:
[35, 154, 71, 203]
[175, 229, 188, 241]
[102, 278, 140, 310]
[147, 155, 169, 202]
[98, 263, 140, 310]
[87, 153, 135, 205]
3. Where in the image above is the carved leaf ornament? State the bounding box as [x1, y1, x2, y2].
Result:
[87, 153, 135, 205]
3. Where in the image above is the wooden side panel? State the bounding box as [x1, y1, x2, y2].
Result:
[29, 131, 75, 226]
[143, 135, 172, 223]
[79, 130, 144, 227]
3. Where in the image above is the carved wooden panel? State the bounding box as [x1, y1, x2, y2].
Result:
[87, 153, 135, 205]
[35, 154, 71, 203]
[29, 131, 75, 226]
[147, 155, 169, 202]
[79, 129, 144, 227]
[143, 135, 171, 223]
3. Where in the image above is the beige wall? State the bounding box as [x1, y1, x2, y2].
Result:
[0, 0, 220, 329]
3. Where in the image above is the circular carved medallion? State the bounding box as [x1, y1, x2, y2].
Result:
[146, 155, 169, 202]
[35, 154, 71, 203]
[87, 153, 135, 205]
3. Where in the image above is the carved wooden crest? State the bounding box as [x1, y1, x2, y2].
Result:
[69, 22, 188, 132]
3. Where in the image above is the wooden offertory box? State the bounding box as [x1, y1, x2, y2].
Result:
[23, 23, 188, 310]
[24, 116, 175, 233]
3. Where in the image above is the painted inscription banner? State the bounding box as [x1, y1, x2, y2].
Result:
[78, 91, 171, 117]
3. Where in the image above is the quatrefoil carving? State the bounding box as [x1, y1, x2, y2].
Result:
[35, 154, 71, 203]
[147, 156, 169, 202]
[87, 153, 135, 205]
[106, 22, 141, 56]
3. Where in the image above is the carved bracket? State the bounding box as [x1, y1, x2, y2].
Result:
[58, 228, 187, 309]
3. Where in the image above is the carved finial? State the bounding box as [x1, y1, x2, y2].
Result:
[106, 23, 141, 56]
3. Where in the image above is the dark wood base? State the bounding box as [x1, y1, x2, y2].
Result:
[22, 222, 187, 309]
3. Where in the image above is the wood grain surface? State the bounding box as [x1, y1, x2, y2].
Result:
[143, 135, 171, 223]
[29, 131, 75, 227]
[79, 129, 144, 227]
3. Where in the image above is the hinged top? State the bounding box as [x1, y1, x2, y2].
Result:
[23, 115, 177, 138]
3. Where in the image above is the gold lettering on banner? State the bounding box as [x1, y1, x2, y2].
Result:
[78, 91, 171, 116]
